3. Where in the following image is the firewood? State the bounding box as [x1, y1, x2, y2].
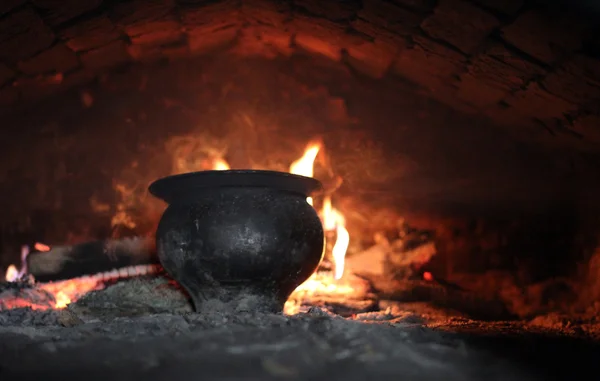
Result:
[26, 237, 159, 282]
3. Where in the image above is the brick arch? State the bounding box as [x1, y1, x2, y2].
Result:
[0, 0, 599, 148]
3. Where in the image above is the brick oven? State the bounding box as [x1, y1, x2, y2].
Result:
[1, 0, 600, 380]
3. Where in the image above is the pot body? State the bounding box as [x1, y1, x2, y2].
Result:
[155, 184, 324, 313]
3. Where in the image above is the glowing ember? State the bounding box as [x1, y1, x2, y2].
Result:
[34, 242, 51, 252]
[38, 277, 103, 309]
[283, 272, 357, 315]
[0, 278, 102, 311]
[54, 292, 71, 309]
[1, 265, 161, 310]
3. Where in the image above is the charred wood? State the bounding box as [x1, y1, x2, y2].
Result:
[26, 236, 159, 282]
[371, 277, 515, 321]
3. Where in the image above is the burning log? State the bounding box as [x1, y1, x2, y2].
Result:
[26, 237, 159, 282]
[345, 235, 514, 320]
[384, 241, 437, 279]
[345, 234, 436, 280]
[1, 264, 163, 311]
[370, 277, 515, 321]
[0, 280, 56, 310]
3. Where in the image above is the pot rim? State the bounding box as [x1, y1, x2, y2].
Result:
[149, 170, 323, 203]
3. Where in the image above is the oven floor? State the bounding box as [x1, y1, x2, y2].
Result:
[1, 278, 599, 380]
[1, 310, 599, 381]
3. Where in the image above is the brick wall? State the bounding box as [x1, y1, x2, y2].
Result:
[0, 0, 599, 147]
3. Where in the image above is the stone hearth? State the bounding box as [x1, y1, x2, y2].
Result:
[1, 276, 600, 380]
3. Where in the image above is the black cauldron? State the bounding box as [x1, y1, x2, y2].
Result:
[148, 170, 325, 314]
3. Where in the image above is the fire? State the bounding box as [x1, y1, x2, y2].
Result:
[3, 139, 351, 314]
[4, 245, 31, 282]
[289, 141, 321, 207]
[320, 197, 350, 280]
[4, 265, 19, 283]
[289, 141, 321, 178]
[38, 277, 103, 309]
[331, 212, 349, 280]
[282, 272, 358, 315]
[281, 141, 352, 314]
[2, 241, 104, 309]
[206, 142, 352, 315]
[54, 292, 71, 309]
[212, 158, 230, 170]
[1, 265, 159, 310]
[288, 141, 350, 280]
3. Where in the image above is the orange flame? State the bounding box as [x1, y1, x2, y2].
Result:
[39, 277, 103, 309]
[212, 158, 230, 170]
[289, 141, 321, 178]
[321, 197, 349, 280]
[332, 218, 349, 280]
[54, 292, 71, 309]
[289, 141, 321, 207]
[4, 265, 19, 282]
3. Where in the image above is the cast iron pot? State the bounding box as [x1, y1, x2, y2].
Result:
[148, 170, 324, 314]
